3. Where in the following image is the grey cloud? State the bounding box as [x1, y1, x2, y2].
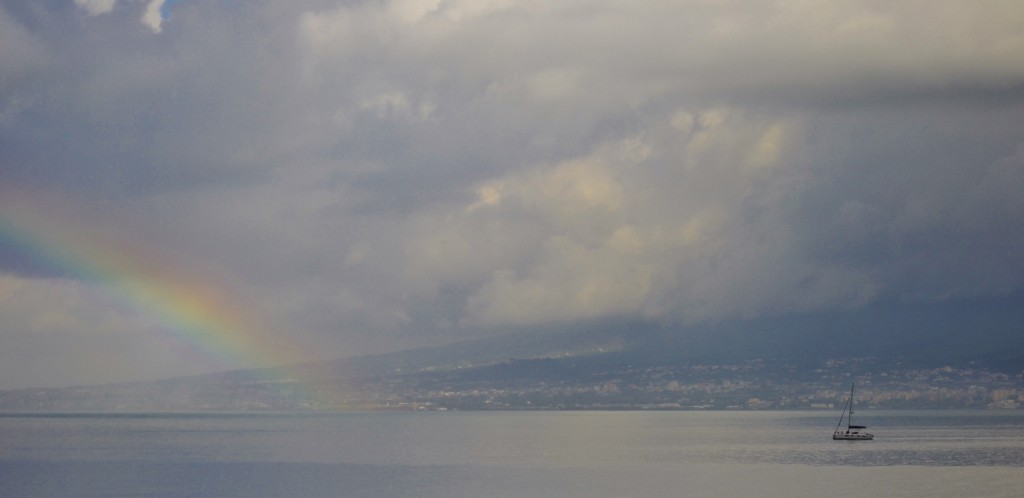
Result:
[1, 0, 1023, 388]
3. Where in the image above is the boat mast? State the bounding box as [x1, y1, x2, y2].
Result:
[834, 383, 851, 433]
[848, 382, 855, 429]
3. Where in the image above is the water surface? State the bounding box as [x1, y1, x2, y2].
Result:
[2, 410, 1022, 497]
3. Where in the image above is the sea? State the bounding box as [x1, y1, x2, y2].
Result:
[2, 410, 1022, 497]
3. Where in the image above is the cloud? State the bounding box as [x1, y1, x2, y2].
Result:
[0, 9, 50, 130]
[298, 0, 1024, 110]
[74, 0, 118, 16]
[72, 0, 168, 33]
[0, 275, 151, 337]
[1, 0, 1023, 387]
[414, 107, 883, 327]
[141, 0, 165, 33]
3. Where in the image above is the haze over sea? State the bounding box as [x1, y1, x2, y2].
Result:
[2, 410, 1022, 497]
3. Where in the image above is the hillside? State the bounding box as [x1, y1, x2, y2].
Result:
[1, 294, 1021, 411]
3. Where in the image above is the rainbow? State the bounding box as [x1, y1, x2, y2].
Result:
[0, 191, 348, 408]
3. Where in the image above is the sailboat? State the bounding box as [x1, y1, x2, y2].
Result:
[833, 382, 873, 440]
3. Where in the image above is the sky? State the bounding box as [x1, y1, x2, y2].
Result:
[1, 0, 1023, 389]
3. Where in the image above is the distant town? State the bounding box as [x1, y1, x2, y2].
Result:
[354, 357, 1024, 411]
[2, 356, 1021, 413]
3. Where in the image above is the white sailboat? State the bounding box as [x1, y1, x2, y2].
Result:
[833, 382, 873, 440]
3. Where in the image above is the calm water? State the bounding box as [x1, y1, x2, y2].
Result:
[2, 410, 1023, 497]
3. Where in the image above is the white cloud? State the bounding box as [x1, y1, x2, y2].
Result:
[296, 0, 1024, 111]
[73, 0, 167, 32]
[74, 0, 118, 16]
[399, 109, 836, 327]
[141, 0, 166, 33]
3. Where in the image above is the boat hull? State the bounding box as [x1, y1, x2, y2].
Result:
[833, 432, 873, 441]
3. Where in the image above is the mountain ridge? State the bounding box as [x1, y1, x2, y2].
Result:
[1, 293, 1021, 411]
